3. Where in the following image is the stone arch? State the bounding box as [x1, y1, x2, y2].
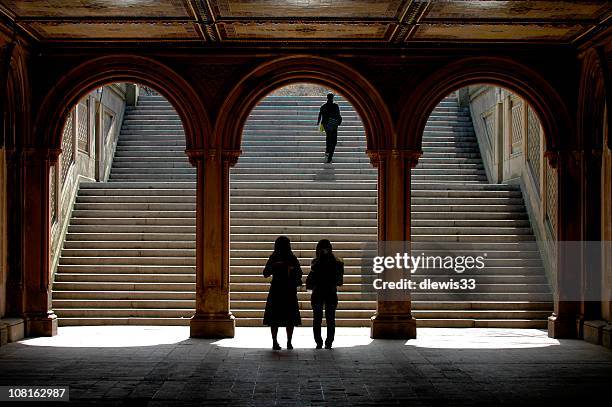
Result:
[578, 48, 608, 152]
[2, 44, 30, 150]
[398, 56, 574, 153]
[215, 55, 393, 152]
[33, 55, 211, 152]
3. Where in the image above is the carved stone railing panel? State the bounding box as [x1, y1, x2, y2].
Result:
[546, 161, 558, 235]
[50, 165, 57, 224]
[61, 111, 74, 186]
[103, 108, 115, 142]
[511, 99, 523, 155]
[77, 100, 89, 153]
[482, 110, 495, 150]
[527, 105, 541, 191]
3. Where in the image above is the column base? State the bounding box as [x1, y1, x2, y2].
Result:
[583, 320, 608, 345]
[370, 314, 416, 339]
[602, 324, 612, 349]
[25, 312, 57, 337]
[190, 313, 235, 338]
[0, 322, 7, 346]
[548, 314, 577, 338]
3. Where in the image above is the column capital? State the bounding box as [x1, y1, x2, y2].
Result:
[23, 147, 62, 165]
[185, 148, 242, 167]
[366, 149, 422, 168]
[544, 150, 559, 168]
[546, 149, 587, 170]
[222, 149, 242, 167]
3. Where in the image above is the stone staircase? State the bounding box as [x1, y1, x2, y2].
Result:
[230, 95, 378, 326]
[52, 92, 552, 328]
[53, 94, 197, 326]
[410, 96, 552, 328]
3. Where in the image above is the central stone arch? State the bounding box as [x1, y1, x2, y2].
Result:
[215, 55, 394, 153]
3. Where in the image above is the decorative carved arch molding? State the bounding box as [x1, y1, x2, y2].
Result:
[33, 55, 211, 152]
[2, 42, 31, 150]
[215, 55, 395, 153]
[578, 48, 608, 153]
[397, 56, 574, 154]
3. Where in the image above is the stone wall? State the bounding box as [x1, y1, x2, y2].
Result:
[465, 85, 557, 288]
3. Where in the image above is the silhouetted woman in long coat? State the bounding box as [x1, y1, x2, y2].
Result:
[263, 236, 303, 350]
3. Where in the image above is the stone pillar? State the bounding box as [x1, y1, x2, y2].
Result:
[369, 149, 420, 339]
[580, 149, 603, 325]
[547, 150, 581, 338]
[22, 148, 59, 337]
[5, 148, 24, 319]
[188, 149, 239, 338]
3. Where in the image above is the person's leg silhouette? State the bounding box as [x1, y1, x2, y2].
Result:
[324, 302, 336, 349]
[312, 299, 324, 348]
[286, 326, 294, 349]
[326, 129, 338, 163]
[271, 326, 281, 350]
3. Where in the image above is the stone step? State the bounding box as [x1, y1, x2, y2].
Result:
[54, 317, 547, 328]
[71, 210, 195, 218]
[57, 265, 196, 273]
[229, 257, 541, 267]
[59, 257, 195, 266]
[230, 265, 546, 275]
[78, 188, 196, 196]
[52, 299, 550, 311]
[229, 291, 550, 301]
[229, 274, 547, 284]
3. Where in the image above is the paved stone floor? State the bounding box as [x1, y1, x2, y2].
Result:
[1, 327, 611, 406]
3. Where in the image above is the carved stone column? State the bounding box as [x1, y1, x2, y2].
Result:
[22, 147, 60, 336]
[580, 148, 603, 326]
[368, 149, 421, 339]
[188, 148, 240, 338]
[547, 150, 581, 338]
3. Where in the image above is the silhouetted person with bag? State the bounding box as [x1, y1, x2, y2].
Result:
[317, 93, 342, 163]
[306, 239, 344, 349]
[263, 236, 303, 350]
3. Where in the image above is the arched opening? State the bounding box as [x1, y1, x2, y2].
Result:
[49, 82, 197, 326]
[411, 84, 555, 328]
[229, 82, 378, 327]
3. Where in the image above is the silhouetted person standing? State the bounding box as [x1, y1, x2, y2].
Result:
[263, 236, 303, 350]
[317, 93, 342, 163]
[306, 239, 344, 349]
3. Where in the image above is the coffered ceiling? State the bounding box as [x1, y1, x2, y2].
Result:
[0, 0, 610, 45]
